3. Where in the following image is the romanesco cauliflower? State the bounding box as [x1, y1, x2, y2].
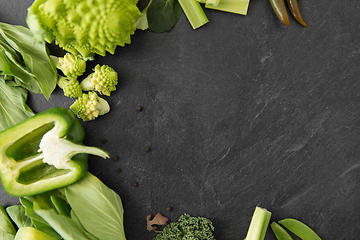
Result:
[80, 64, 118, 96]
[57, 76, 82, 98]
[27, 0, 142, 59]
[70, 92, 110, 121]
[53, 53, 86, 78]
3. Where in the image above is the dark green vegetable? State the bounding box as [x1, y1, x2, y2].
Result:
[147, 0, 182, 33]
[153, 213, 216, 239]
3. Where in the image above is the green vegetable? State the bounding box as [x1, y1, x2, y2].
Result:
[80, 64, 118, 96]
[244, 206, 271, 240]
[0, 107, 109, 197]
[19, 173, 126, 240]
[27, 0, 142, 59]
[51, 53, 86, 79]
[278, 218, 321, 240]
[6, 205, 33, 229]
[0, 80, 34, 132]
[178, 0, 209, 29]
[205, 0, 250, 15]
[153, 213, 216, 239]
[70, 92, 110, 121]
[0, 22, 57, 99]
[14, 227, 58, 240]
[63, 173, 126, 240]
[146, 0, 182, 33]
[57, 76, 83, 98]
[270, 222, 293, 240]
[0, 205, 16, 237]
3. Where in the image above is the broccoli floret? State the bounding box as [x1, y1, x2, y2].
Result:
[57, 76, 82, 98]
[52, 53, 86, 78]
[27, 0, 141, 59]
[80, 64, 118, 96]
[153, 214, 216, 240]
[70, 92, 110, 121]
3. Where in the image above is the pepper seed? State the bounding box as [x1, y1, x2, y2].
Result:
[166, 206, 172, 212]
[132, 182, 138, 187]
[115, 168, 121, 173]
[137, 107, 142, 112]
[145, 147, 151, 152]
[101, 138, 107, 143]
[113, 155, 119, 162]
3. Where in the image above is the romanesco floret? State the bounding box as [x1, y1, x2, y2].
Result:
[57, 76, 82, 98]
[53, 53, 86, 78]
[153, 214, 216, 240]
[70, 92, 110, 121]
[27, 0, 142, 59]
[80, 64, 118, 96]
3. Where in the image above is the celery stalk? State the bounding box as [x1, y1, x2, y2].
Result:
[178, 0, 209, 29]
[205, 0, 250, 15]
[205, 0, 221, 7]
[245, 207, 272, 240]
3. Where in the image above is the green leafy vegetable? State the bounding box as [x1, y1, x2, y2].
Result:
[153, 213, 216, 239]
[14, 227, 58, 240]
[0, 22, 57, 99]
[33, 202, 91, 240]
[0, 205, 16, 236]
[146, 0, 182, 33]
[6, 205, 33, 229]
[278, 218, 322, 240]
[0, 79, 34, 132]
[64, 173, 126, 240]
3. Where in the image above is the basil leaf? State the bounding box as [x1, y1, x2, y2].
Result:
[33, 202, 90, 240]
[147, 0, 181, 33]
[6, 205, 33, 229]
[0, 22, 57, 99]
[0, 79, 34, 132]
[64, 173, 126, 240]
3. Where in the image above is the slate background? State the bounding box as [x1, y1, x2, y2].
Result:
[1, 0, 360, 239]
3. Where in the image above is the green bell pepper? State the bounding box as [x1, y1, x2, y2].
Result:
[0, 107, 109, 197]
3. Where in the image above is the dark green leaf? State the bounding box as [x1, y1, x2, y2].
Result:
[147, 0, 181, 33]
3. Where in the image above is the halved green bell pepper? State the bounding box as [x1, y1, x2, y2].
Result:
[0, 107, 109, 197]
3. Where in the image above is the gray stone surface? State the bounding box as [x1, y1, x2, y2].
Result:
[1, 0, 360, 239]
